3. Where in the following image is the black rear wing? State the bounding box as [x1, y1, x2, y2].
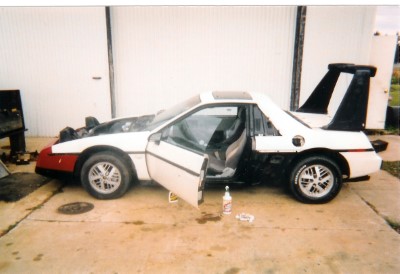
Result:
[296, 63, 377, 131]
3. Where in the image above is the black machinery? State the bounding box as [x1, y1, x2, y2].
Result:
[0, 90, 35, 164]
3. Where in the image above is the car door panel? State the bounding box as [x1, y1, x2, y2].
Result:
[146, 139, 207, 208]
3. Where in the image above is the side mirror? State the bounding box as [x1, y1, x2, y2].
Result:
[149, 132, 162, 144]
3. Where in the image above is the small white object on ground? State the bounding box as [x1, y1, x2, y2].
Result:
[168, 192, 178, 203]
[235, 213, 255, 223]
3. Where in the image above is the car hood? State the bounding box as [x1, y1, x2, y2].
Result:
[58, 114, 155, 144]
[88, 115, 155, 136]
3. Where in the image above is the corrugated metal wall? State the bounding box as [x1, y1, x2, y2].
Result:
[300, 6, 376, 115]
[0, 7, 111, 136]
[111, 6, 297, 117]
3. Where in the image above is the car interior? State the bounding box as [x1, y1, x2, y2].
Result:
[163, 105, 248, 178]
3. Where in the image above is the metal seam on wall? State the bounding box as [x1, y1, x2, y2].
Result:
[106, 6, 116, 118]
[290, 6, 307, 111]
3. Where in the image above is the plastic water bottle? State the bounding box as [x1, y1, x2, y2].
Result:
[223, 186, 232, 215]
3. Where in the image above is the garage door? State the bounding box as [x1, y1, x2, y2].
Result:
[111, 6, 297, 117]
[0, 7, 111, 136]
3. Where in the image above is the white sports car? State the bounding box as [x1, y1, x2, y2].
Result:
[36, 64, 382, 206]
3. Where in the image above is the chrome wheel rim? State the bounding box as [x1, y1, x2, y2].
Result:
[88, 162, 121, 194]
[298, 164, 334, 198]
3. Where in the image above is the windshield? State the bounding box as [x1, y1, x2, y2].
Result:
[146, 95, 201, 130]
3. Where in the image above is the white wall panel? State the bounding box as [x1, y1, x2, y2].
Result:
[111, 6, 297, 117]
[1, 6, 379, 136]
[300, 6, 376, 115]
[367, 35, 397, 129]
[0, 7, 111, 136]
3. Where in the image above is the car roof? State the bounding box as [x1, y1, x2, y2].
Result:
[200, 91, 256, 103]
[198, 91, 313, 134]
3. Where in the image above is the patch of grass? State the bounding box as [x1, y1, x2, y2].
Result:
[389, 84, 400, 107]
[381, 161, 400, 178]
[391, 84, 400, 92]
[389, 66, 400, 107]
[391, 67, 400, 85]
[384, 126, 400, 135]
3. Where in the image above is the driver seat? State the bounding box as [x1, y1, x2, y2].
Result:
[208, 129, 247, 175]
[221, 107, 246, 145]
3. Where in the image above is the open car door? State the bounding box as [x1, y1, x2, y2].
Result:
[146, 133, 208, 208]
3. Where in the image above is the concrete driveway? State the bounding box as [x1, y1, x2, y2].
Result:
[0, 137, 399, 273]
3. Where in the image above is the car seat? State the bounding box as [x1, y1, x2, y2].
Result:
[208, 128, 247, 176]
[221, 107, 246, 145]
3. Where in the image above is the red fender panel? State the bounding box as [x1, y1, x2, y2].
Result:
[36, 145, 78, 173]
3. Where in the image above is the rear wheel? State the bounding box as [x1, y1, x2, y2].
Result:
[81, 152, 131, 199]
[289, 156, 342, 204]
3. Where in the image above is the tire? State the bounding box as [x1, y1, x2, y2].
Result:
[81, 151, 132, 199]
[289, 156, 342, 204]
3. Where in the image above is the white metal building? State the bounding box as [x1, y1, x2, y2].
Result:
[0, 6, 395, 136]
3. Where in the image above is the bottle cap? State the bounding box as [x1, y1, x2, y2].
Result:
[224, 186, 231, 199]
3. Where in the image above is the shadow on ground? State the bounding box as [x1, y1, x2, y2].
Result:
[0, 173, 51, 202]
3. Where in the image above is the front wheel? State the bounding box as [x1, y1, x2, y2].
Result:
[81, 152, 132, 199]
[289, 156, 342, 204]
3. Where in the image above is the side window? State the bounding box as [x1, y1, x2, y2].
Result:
[253, 106, 264, 136]
[253, 105, 280, 136]
[162, 106, 244, 152]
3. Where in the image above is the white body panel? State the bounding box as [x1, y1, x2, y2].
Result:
[52, 131, 152, 180]
[289, 112, 333, 129]
[52, 132, 150, 154]
[255, 136, 298, 153]
[251, 92, 380, 178]
[255, 122, 373, 152]
[340, 151, 382, 178]
[255, 128, 381, 178]
[129, 154, 150, 181]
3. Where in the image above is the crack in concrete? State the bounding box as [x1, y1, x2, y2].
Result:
[356, 192, 400, 234]
[0, 182, 64, 238]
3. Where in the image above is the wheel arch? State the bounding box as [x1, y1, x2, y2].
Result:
[74, 145, 138, 181]
[288, 148, 350, 178]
